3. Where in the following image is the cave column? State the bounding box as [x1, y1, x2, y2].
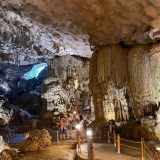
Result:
[92, 93, 105, 123]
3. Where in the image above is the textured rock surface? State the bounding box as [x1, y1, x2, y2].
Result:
[117, 122, 157, 140]
[2, 0, 160, 64]
[90, 43, 160, 123]
[0, 95, 13, 125]
[127, 45, 154, 118]
[18, 129, 52, 152]
[0, 63, 32, 94]
[90, 45, 128, 122]
[0, 149, 17, 160]
[0, 63, 47, 115]
[2, 0, 160, 141]
[0, 1, 91, 65]
[41, 55, 94, 122]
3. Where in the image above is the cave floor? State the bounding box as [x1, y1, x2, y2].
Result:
[17, 142, 76, 160]
[7, 129, 160, 160]
[3, 116, 159, 160]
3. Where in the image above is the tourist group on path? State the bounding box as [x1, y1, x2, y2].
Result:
[59, 115, 85, 142]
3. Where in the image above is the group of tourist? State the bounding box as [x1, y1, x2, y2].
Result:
[59, 115, 85, 142]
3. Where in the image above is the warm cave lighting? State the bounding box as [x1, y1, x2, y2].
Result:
[86, 128, 92, 137]
[73, 111, 76, 114]
[76, 124, 81, 130]
[155, 144, 160, 151]
[86, 128, 92, 159]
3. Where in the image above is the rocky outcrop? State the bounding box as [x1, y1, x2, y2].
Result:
[90, 45, 128, 122]
[117, 122, 157, 140]
[0, 63, 48, 116]
[90, 43, 160, 123]
[0, 149, 17, 160]
[41, 55, 93, 121]
[0, 1, 91, 66]
[2, 0, 160, 141]
[18, 129, 52, 152]
[0, 95, 13, 125]
[2, 1, 160, 65]
[127, 44, 155, 118]
[0, 136, 18, 160]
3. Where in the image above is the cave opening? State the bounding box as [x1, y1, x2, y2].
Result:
[0, 62, 48, 120]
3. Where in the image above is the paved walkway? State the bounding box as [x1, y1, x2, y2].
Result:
[5, 129, 160, 160]
[79, 140, 139, 160]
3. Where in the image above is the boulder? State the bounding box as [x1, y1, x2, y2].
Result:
[18, 129, 52, 152]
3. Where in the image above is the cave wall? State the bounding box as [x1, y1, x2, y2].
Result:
[90, 43, 160, 122]
[41, 55, 94, 122]
[127, 44, 155, 119]
[90, 45, 128, 123]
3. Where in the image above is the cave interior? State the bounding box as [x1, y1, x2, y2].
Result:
[1, 0, 160, 159]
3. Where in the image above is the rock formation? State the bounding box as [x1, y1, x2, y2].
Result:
[1, 0, 160, 140]
[41, 55, 93, 121]
[90, 45, 128, 123]
[0, 136, 18, 160]
[18, 129, 52, 152]
[2, 0, 160, 65]
[89, 43, 160, 124]
[0, 95, 13, 125]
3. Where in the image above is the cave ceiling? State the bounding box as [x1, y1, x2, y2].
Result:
[1, 0, 160, 65]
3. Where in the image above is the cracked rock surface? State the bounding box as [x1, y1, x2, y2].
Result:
[1, 0, 160, 64]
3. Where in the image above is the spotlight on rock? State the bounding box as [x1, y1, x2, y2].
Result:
[155, 144, 160, 151]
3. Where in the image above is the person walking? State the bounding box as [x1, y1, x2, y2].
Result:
[79, 115, 85, 142]
[59, 117, 66, 141]
[66, 117, 72, 139]
[71, 116, 78, 139]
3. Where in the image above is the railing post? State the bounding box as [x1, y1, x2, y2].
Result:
[87, 136, 91, 159]
[153, 148, 158, 160]
[113, 131, 116, 148]
[107, 130, 110, 143]
[117, 134, 120, 154]
[56, 130, 59, 142]
[90, 138, 95, 160]
[77, 133, 81, 152]
[141, 138, 145, 160]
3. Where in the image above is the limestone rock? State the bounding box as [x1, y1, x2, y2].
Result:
[117, 122, 157, 140]
[155, 123, 160, 140]
[41, 55, 91, 120]
[127, 44, 155, 119]
[0, 151, 12, 160]
[90, 43, 160, 122]
[89, 45, 128, 122]
[1, 149, 17, 160]
[18, 129, 52, 152]
[0, 96, 13, 125]
[1, 1, 160, 64]
[0, 136, 10, 153]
